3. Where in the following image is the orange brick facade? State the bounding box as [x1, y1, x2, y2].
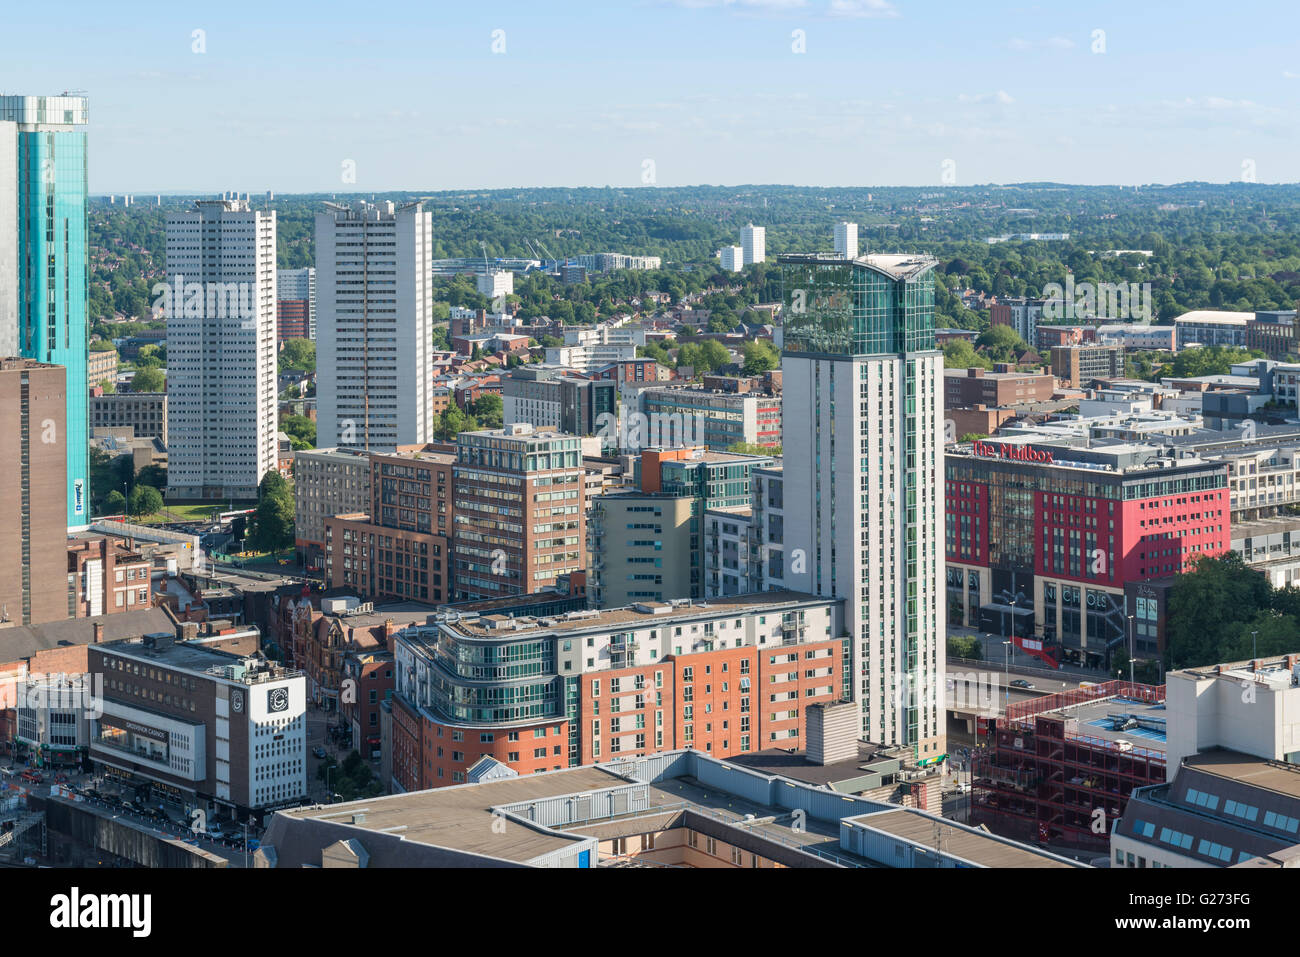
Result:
[388, 636, 843, 791]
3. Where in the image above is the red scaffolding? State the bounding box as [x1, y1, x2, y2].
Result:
[971, 680, 1166, 850]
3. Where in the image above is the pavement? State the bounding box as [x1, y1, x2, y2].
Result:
[948, 625, 1112, 679]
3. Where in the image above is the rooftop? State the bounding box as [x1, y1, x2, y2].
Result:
[847, 808, 1078, 868]
[431, 589, 835, 639]
[1184, 750, 1300, 801]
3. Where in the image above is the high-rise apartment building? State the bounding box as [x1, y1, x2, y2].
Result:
[291, 447, 372, 569]
[719, 246, 744, 273]
[741, 224, 765, 265]
[0, 358, 68, 625]
[276, 266, 316, 340]
[834, 221, 858, 260]
[779, 253, 945, 759]
[0, 95, 90, 525]
[164, 198, 278, 500]
[316, 200, 434, 451]
[452, 425, 585, 601]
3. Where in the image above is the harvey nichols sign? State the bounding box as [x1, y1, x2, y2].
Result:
[972, 440, 1055, 465]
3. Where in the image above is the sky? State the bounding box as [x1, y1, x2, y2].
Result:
[4, 0, 1299, 193]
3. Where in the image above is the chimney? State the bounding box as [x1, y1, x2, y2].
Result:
[93, 622, 104, 644]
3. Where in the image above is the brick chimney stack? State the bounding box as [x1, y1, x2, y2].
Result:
[93, 621, 104, 644]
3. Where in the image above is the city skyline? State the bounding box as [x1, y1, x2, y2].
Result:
[4, 0, 1298, 193]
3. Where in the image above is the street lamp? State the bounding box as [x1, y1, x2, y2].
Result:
[1252, 630, 1259, 662]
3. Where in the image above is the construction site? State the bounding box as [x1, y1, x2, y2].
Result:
[970, 680, 1167, 852]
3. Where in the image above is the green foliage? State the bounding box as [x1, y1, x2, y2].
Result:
[90, 339, 117, 352]
[136, 464, 167, 490]
[1166, 552, 1278, 669]
[943, 339, 992, 370]
[468, 393, 503, 429]
[676, 339, 731, 376]
[975, 324, 1028, 362]
[740, 339, 779, 376]
[726, 441, 779, 456]
[130, 366, 165, 393]
[282, 414, 316, 451]
[1167, 345, 1261, 379]
[278, 338, 316, 374]
[103, 490, 127, 514]
[248, 470, 295, 554]
[128, 484, 163, 519]
[958, 433, 989, 443]
[947, 635, 983, 660]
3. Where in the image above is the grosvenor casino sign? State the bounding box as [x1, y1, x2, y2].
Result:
[972, 440, 1055, 464]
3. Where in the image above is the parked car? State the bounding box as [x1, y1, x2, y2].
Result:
[19, 770, 42, 784]
[312, 746, 327, 759]
[207, 824, 225, 840]
[1009, 679, 1034, 690]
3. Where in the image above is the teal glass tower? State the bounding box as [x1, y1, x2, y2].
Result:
[0, 95, 89, 525]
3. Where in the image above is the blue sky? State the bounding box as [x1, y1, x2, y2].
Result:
[5, 0, 1298, 191]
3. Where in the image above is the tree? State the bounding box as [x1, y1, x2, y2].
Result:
[943, 339, 992, 370]
[248, 470, 294, 554]
[136, 464, 167, 490]
[740, 339, 779, 376]
[103, 490, 127, 515]
[1166, 552, 1273, 669]
[975, 324, 1027, 361]
[98, 379, 116, 394]
[282, 414, 316, 451]
[128, 484, 163, 519]
[469, 393, 503, 429]
[130, 366, 165, 392]
[278, 338, 316, 373]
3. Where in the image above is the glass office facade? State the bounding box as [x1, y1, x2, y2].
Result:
[3, 96, 90, 525]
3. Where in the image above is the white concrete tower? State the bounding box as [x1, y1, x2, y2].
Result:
[779, 252, 945, 760]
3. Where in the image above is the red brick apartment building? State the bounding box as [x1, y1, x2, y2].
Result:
[387, 591, 847, 790]
[324, 448, 456, 604]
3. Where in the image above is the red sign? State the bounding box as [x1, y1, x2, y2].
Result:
[972, 440, 1054, 464]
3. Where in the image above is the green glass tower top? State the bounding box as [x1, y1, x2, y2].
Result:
[779, 253, 938, 357]
[2, 94, 90, 525]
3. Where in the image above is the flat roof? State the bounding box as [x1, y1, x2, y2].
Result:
[279, 765, 628, 862]
[850, 808, 1079, 868]
[439, 589, 836, 638]
[1184, 751, 1300, 801]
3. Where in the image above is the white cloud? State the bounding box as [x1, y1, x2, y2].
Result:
[957, 90, 1014, 105]
[827, 0, 900, 18]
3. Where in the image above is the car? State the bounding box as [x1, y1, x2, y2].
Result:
[19, 771, 42, 784]
[206, 825, 225, 840]
[312, 746, 327, 759]
[1009, 679, 1034, 690]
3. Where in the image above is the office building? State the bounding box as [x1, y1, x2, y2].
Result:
[452, 425, 585, 601]
[88, 632, 307, 820]
[88, 347, 119, 388]
[0, 358, 68, 625]
[740, 224, 765, 266]
[1114, 750, 1300, 868]
[779, 253, 945, 758]
[323, 447, 455, 604]
[0, 95, 90, 525]
[944, 367, 1056, 409]
[1246, 309, 1299, 361]
[262, 748, 1080, 869]
[476, 269, 513, 302]
[1173, 310, 1253, 350]
[164, 198, 278, 501]
[586, 491, 695, 607]
[636, 386, 782, 451]
[834, 221, 858, 260]
[989, 297, 1045, 346]
[1050, 344, 1124, 388]
[291, 447, 373, 569]
[719, 246, 744, 273]
[316, 200, 434, 451]
[276, 266, 316, 340]
[89, 392, 167, 443]
[945, 436, 1229, 668]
